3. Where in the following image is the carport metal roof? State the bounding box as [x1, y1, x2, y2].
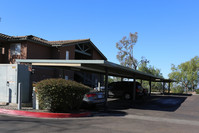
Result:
[16, 59, 173, 82]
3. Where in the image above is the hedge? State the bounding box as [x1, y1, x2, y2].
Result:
[195, 89, 199, 94]
[36, 78, 90, 113]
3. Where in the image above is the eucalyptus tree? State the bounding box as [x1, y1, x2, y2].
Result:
[138, 59, 163, 92]
[187, 56, 199, 91]
[116, 32, 138, 69]
[169, 56, 199, 92]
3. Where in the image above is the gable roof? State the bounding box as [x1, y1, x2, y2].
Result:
[0, 33, 107, 60]
[49, 39, 107, 60]
[49, 39, 90, 46]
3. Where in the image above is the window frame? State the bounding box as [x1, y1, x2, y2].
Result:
[10, 43, 21, 56]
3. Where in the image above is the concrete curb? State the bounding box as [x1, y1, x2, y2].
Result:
[0, 108, 91, 118]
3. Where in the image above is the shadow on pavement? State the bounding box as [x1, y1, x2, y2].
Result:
[106, 94, 189, 112]
[83, 105, 127, 117]
[83, 94, 190, 117]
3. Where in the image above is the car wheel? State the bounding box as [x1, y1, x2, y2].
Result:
[124, 93, 132, 100]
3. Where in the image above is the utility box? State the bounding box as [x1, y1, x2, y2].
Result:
[0, 64, 31, 104]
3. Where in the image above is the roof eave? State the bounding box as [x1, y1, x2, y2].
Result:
[89, 41, 107, 60]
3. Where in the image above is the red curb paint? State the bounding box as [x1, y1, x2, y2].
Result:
[0, 109, 91, 118]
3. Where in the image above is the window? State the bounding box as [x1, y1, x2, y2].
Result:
[10, 43, 21, 56]
[66, 51, 69, 60]
[0, 47, 5, 55]
[65, 76, 68, 80]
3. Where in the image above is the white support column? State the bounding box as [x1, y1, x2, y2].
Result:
[18, 83, 22, 110]
[33, 87, 39, 110]
[98, 82, 101, 91]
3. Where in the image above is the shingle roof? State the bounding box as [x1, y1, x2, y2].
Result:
[0, 33, 90, 46]
[49, 39, 90, 46]
[0, 33, 107, 60]
[0, 33, 12, 39]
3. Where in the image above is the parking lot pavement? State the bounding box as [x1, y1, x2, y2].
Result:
[1, 110, 199, 133]
[106, 94, 199, 121]
[1, 95, 199, 133]
[107, 94, 187, 111]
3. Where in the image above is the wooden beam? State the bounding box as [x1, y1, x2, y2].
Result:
[75, 49, 91, 56]
[84, 47, 90, 52]
[77, 44, 83, 51]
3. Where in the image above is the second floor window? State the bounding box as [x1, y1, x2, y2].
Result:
[66, 51, 69, 60]
[10, 43, 21, 56]
[0, 47, 5, 55]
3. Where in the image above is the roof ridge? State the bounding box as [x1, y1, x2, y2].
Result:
[49, 39, 90, 45]
[49, 38, 90, 42]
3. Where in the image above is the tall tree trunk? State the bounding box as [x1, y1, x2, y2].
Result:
[192, 84, 194, 92]
[183, 82, 188, 94]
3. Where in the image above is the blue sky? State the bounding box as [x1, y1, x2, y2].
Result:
[1, 0, 199, 78]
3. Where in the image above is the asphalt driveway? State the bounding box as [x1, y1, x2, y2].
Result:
[0, 94, 199, 133]
[107, 94, 188, 112]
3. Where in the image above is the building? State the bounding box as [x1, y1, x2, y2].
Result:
[0, 33, 107, 87]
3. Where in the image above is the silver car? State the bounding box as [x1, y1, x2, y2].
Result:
[83, 90, 105, 106]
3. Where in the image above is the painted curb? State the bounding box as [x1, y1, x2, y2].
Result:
[0, 108, 91, 118]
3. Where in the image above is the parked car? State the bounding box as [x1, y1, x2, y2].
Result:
[143, 88, 148, 96]
[108, 81, 144, 100]
[82, 90, 105, 108]
[94, 86, 105, 91]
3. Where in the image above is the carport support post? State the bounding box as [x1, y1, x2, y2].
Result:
[149, 80, 152, 96]
[133, 78, 136, 101]
[104, 68, 108, 111]
[162, 82, 165, 94]
[168, 82, 171, 94]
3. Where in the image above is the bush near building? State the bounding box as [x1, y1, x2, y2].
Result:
[36, 78, 90, 113]
[195, 89, 199, 94]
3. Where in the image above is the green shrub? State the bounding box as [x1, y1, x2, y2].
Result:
[195, 89, 199, 94]
[171, 86, 184, 94]
[36, 78, 90, 112]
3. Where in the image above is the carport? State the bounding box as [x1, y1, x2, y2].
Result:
[16, 59, 174, 107]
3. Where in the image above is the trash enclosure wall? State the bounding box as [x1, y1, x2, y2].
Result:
[0, 64, 31, 104]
